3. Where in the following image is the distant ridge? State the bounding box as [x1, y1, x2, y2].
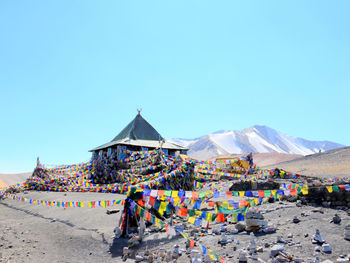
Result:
[265, 146, 350, 178]
[0, 172, 31, 187]
[171, 125, 345, 160]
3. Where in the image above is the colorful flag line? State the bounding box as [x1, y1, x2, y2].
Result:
[0, 191, 124, 208]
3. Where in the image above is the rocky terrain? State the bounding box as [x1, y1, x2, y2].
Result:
[1, 186, 350, 262]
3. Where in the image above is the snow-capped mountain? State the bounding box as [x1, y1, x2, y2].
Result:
[170, 125, 345, 160]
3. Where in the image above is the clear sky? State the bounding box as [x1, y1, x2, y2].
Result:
[1, 1, 349, 173]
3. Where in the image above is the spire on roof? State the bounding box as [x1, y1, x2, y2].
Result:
[111, 112, 164, 142]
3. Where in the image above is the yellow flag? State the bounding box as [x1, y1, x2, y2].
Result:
[188, 216, 196, 224]
[171, 191, 178, 198]
[159, 202, 167, 215]
[155, 217, 160, 226]
[173, 197, 180, 206]
[206, 213, 212, 221]
[301, 185, 308, 195]
[326, 186, 333, 193]
[239, 191, 245, 197]
[254, 198, 259, 205]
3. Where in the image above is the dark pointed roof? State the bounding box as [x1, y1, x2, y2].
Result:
[112, 112, 164, 142]
[89, 113, 188, 152]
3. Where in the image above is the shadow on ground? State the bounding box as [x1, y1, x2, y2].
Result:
[109, 231, 182, 259]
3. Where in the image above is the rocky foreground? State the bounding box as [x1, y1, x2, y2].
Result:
[1, 190, 350, 263]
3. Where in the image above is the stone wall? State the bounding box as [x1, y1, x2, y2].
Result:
[299, 186, 350, 208]
[229, 180, 281, 191]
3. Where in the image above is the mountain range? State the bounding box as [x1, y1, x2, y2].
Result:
[170, 125, 345, 160]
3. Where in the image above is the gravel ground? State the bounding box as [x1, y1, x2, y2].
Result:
[1, 191, 350, 262]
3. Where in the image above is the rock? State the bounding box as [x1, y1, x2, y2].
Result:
[248, 237, 257, 254]
[218, 234, 229, 246]
[304, 233, 309, 238]
[322, 243, 332, 253]
[106, 209, 119, 215]
[213, 228, 221, 235]
[296, 200, 303, 207]
[287, 196, 298, 202]
[287, 233, 293, 238]
[262, 225, 277, 233]
[270, 244, 284, 257]
[135, 255, 144, 262]
[264, 242, 270, 248]
[113, 226, 122, 238]
[344, 230, 350, 241]
[332, 214, 341, 224]
[336, 257, 348, 262]
[174, 244, 181, 255]
[315, 246, 322, 252]
[276, 236, 284, 243]
[293, 216, 301, 223]
[238, 249, 248, 263]
[235, 223, 246, 232]
[257, 246, 263, 253]
[226, 225, 239, 234]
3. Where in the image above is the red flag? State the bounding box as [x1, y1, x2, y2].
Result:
[258, 191, 265, 197]
[208, 201, 215, 207]
[177, 208, 188, 217]
[190, 239, 195, 248]
[216, 213, 225, 222]
[146, 212, 151, 222]
[149, 196, 156, 206]
[137, 198, 145, 206]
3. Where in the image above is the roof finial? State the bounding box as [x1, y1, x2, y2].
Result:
[137, 108, 142, 115]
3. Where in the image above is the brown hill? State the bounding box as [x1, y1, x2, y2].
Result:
[266, 146, 350, 178]
[0, 172, 31, 188]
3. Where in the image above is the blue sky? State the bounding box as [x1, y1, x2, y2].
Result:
[1, 1, 349, 173]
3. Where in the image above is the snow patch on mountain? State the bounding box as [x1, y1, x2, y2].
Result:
[170, 125, 345, 160]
